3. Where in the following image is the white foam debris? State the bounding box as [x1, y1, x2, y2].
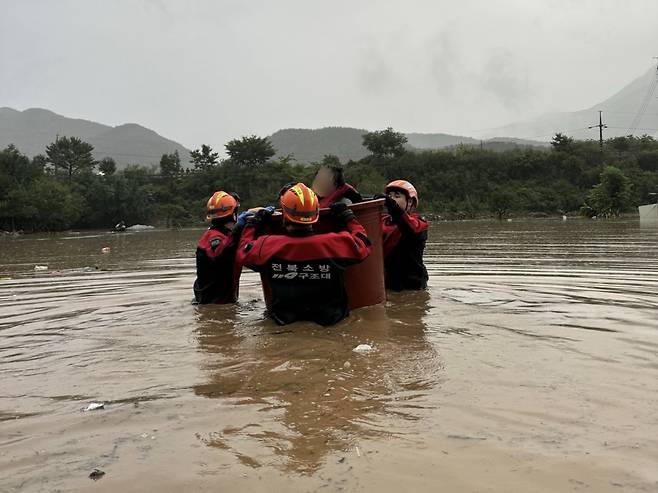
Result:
[126, 224, 155, 231]
[270, 361, 302, 372]
[83, 402, 105, 411]
[353, 344, 374, 354]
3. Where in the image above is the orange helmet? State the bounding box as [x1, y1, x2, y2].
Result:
[280, 183, 319, 224]
[206, 191, 238, 220]
[385, 180, 419, 207]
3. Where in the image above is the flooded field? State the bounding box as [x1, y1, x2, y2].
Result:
[1, 219, 657, 492]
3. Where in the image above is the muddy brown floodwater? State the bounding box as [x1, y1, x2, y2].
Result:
[1, 219, 657, 492]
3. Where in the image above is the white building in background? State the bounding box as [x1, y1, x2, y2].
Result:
[639, 203, 658, 222]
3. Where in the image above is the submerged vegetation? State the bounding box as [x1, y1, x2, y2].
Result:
[1, 129, 657, 232]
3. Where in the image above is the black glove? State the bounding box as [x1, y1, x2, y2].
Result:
[374, 193, 402, 217]
[330, 202, 355, 224]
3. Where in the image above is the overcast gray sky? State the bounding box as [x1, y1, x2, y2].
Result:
[2, 0, 658, 150]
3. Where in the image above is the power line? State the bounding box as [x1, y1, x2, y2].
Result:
[603, 110, 658, 116]
[629, 58, 658, 131]
[523, 127, 592, 140]
[608, 125, 658, 132]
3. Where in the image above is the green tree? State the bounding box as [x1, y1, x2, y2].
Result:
[490, 187, 516, 220]
[190, 144, 219, 171]
[637, 150, 658, 172]
[0, 146, 46, 231]
[608, 136, 631, 159]
[159, 150, 182, 177]
[0, 145, 44, 184]
[225, 135, 275, 166]
[32, 154, 48, 173]
[45, 136, 96, 182]
[321, 154, 342, 167]
[550, 133, 574, 153]
[117, 166, 157, 224]
[29, 177, 84, 230]
[98, 157, 117, 176]
[582, 165, 633, 218]
[362, 127, 408, 159]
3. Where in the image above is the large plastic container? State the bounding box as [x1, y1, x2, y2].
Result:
[259, 198, 385, 310]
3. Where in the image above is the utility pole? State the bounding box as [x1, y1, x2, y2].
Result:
[588, 110, 607, 151]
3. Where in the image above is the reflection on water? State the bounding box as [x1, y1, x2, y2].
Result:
[193, 291, 440, 473]
[1, 219, 657, 492]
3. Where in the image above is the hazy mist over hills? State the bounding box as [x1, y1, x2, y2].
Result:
[486, 66, 658, 141]
[2, 66, 657, 165]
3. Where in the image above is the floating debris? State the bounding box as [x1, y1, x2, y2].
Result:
[353, 344, 374, 354]
[89, 469, 105, 481]
[270, 361, 302, 372]
[126, 224, 155, 231]
[100, 246, 111, 254]
[83, 402, 105, 412]
[34, 265, 48, 271]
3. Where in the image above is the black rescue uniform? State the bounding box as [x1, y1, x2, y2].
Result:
[237, 218, 372, 326]
[381, 208, 429, 291]
[193, 222, 243, 304]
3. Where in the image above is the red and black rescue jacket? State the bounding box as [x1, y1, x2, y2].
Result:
[237, 219, 372, 326]
[381, 211, 429, 291]
[193, 223, 243, 304]
[318, 183, 363, 208]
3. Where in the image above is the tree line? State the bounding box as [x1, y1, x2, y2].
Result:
[1, 128, 657, 232]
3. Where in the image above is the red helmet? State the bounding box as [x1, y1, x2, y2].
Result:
[280, 183, 319, 224]
[206, 191, 238, 220]
[385, 180, 418, 207]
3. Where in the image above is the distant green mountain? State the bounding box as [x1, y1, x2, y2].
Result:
[269, 127, 372, 163]
[0, 107, 190, 167]
[268, 127, 548, 163]
[1, 108, 552, 169]
[405, 132, 479, 148]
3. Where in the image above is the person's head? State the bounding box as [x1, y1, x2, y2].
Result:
[206, 190, 239, 226]
[312, 164, 345, 198]
[279, 183, 319, 231]
[384, 180, 419, 212]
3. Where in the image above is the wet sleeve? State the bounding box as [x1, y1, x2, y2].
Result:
[330, 219, 372, 267]
[236, 226, 271, 269]
[393, 212, 428, 238]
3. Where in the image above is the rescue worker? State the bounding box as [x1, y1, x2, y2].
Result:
[193, 191, 250, 304]
[237, 183, 372, 326]
[311, 163, 362, 208]
[375, 180, 429, 291]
